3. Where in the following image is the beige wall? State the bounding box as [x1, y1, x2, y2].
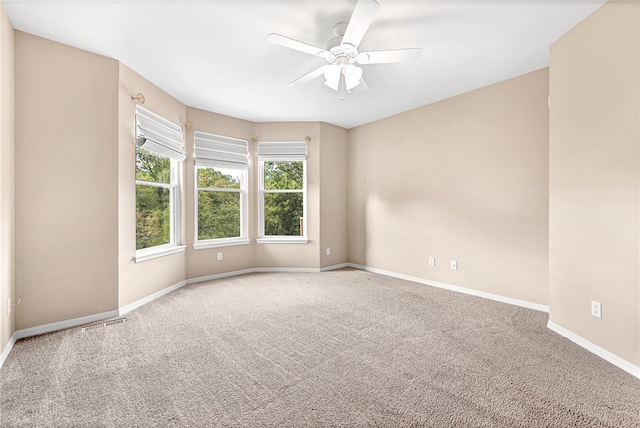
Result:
[184, 114, 347, 275]
[185, 107, 256, 279]
[0, 3, 15, 353]
[14, 32, 119, 328]
[7, 32, 342, 327]
[549, 1, 640, 366]
[253, 122, 322, 269]
[4, 0, 636, 374]
[118, 63, 188, 307]
[319, 122, 348, 268]
[348, 69, 550, 305]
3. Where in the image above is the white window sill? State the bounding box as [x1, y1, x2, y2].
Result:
[193, 238, 251, 250]
[256, 237, 308, 244]
[135, 245, 186, 263]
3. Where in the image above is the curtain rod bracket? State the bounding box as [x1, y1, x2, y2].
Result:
[131, 93, 145, 104]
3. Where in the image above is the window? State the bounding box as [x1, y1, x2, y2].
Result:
[257, 141, 307, 243]
[136, 148, 174, 248]
[135, 105, 185, 261]
[194, 132, 249, 249]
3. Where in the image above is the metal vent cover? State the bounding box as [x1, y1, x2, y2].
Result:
[80, 317, 126, 332]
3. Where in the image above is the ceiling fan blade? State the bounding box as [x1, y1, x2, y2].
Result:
[356, 48, 423, 64]
[267, 33, 329, 57]
[342, 0, 380, 48]
[289, 65, 329, 87]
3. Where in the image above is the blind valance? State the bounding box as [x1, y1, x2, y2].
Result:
[135, 105, 185, 161]
[257, 141, 307, 161]
[194, 131, 249, 169]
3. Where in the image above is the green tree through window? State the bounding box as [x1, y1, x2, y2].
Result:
[197, 167, 243, 240]
[263, 161, 304, 236]
[136, 148, 172, 250]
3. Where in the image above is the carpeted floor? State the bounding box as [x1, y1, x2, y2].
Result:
[0, 269, 638, 427]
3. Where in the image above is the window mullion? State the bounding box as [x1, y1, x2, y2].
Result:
[197, 187, 242, 193]
[136, 180, 173, 190]
[263, 189, 303, 194]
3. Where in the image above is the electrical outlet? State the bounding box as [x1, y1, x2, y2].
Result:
[326, 248, 331, 256]
[216, 252, 223, 261]
[450, 260, 457, 270]
[428, 257, 435, 266]
[591, 301, 602, 319]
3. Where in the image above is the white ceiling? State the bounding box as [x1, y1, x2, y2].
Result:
[3, 0, 605, 129]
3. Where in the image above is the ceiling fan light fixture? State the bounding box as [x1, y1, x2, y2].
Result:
[324, 65, 341, 90]
[324, 79, 340, 91]
[345, 78, 361, 92]
[267, 0, 421, 95]
[345, 65, 363, 91]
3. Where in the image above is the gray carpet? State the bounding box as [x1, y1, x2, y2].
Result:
[0, 269, 638, 427]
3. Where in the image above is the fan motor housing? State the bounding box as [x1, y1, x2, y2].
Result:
[326, 35, 343, 51]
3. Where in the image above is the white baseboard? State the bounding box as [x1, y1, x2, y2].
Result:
[347, 263, 550, 313]
[14, 310, 120, 341]
[119, 280, 187, 316]
[1, 311, 120, 370]
[348, 263, 640, 379]
[2, 263, 532, 371]
[185, 264, 350, 284]
[254, 267, 320, 273]
[254, 264, 351, 273]
[185, 268, 255, 285]
[320, 263, 351, 272]
[6, 264, 636, 381]
[0, 331, 18, 369]
[118, 265, 352, 322]
[547, 320, 639, 379]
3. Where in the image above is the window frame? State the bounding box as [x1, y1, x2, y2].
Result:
[193, 165, 250, 249]
[134, 105, 186, 263]
[257, 158, 308, 244]
[135, 151, 186, 262]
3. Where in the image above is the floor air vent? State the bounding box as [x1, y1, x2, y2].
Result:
[81, 317, 127, 332]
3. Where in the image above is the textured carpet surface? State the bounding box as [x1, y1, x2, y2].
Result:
[0, 269, 638, 427]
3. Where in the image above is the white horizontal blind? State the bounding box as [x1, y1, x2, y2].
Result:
[257, 141, 307, 161]
[194, 131, 249, 169]
[135, 105, 185, 161]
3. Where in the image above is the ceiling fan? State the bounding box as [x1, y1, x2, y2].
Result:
[267, 0, 422, 96]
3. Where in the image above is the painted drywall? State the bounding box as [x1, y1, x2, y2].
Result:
[8, 32, 340, 327]
[2, 4, 637, 375]
[14, 32, 119, 329]
[549, 1, 640, 366]
[319, 123, 348, 268]
[253, 122, 321, 269]
[348, 69, 550, 306]
[0, 3, 15, 354]
[118, 63, 188, 307]
[185, 107, 256, 279]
